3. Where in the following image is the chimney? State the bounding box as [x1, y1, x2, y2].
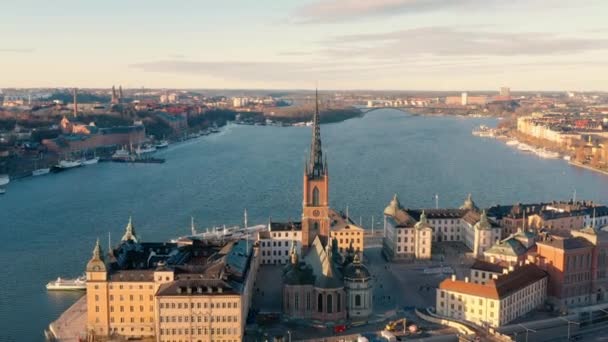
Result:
[465, 277, 470, 283]
[492, 274, 499, 279]
[525, 259, 530, 265]
[490, 256, 496, 263]
[508, 265, 514, 272]
[451, 274, 456, 281]
[503, 268, 509, 275]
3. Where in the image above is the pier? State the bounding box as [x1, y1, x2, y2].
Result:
[47, 296, 87, 341]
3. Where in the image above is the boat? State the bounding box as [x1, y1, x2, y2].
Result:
[536, 149, 560, 159]
[563, 155, 572, 161]
[0, 188, 5, 195]
[53, 159, 83, 171]
[135, 144, 157, 155]
[112, 148, 133, 161]
[517, 143, 534, 152]
[81, 156, 100, 165]
[155, 140, 169, 149]
[506, 140, 519, 146]
[46, 275, 86, 291]
[0, 174, 9, 186]
[32, 168, 51, 176]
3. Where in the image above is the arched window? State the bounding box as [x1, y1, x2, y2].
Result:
[313, 187, 320, 206]
[313, 222, 319, 232]
[327, 294, 333, 313]
[295, 293, 299, 310]
[355, 294, 361, 307]
[317, 293, 323, 312]
[337, 293, 341, 312]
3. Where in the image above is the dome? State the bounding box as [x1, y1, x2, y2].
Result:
[343, 255, 371, 280]
[415, 210, 432, 230]
[86, 239, 107, 272]
[384, 194, 401, 217]
[460, 193, 479, 211]
[474, 210, 492, 230]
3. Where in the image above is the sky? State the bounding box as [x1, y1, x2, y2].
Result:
[1, 0, 607, 91]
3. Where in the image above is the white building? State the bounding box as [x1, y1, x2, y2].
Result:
[436, 263, 547, 327]
[257, 222, 302, 265]
[343, 254, 373, 319]
[383, 194, 502, 260]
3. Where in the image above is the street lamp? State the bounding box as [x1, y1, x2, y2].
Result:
[559, 317, 580, 340]
[287, 330, 291, 342]
[517, 324, 537, 342]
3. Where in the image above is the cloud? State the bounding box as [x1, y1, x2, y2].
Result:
[0, 48, 35, 53]
[292, 0, 593, 23]
[320, 27, 608, 58]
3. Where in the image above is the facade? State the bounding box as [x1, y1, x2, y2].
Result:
[257, 222, 302, 265]
[436, 263, 547, 327]
[85, 219, 258, 341]
[328, 210, 365, 253]
[382, 193, 500, 260]
[483, 230, 535, 265]
[343, 254, 373, 319]
[535, 228, 608, 308]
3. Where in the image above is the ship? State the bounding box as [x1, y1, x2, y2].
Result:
[135, 144, 157, 155]
[46, 275, 86, 291]
[155, 140, 169, 149]
[0, 188, 5, 195]
[32, 168, 51, 176]
[52, 159, 83, 172]
[81, 156, 100, 165]
[0, 174, 9, 187]
[112, 148, 133, 161]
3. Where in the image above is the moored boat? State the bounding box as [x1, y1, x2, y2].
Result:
[0, 174, 9, 186]
[81, 156, 100, 165]
[155, 140, 169, 149]
[46, 275, 86, 291]
[0, 188, 5, 195]
[32, 168, 51, 176]
[135, 144, 157, 155]
[52, 159, 83, 172]
[506, 140, 519, 146]
[112, 148, 133, 161]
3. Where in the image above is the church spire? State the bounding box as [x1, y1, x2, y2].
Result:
[121, 216, 138, 243]
[92, 238, 103, 261]
[308, 88, 325, 178]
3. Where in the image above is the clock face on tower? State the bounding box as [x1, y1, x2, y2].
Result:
[313, 210, 320, 217]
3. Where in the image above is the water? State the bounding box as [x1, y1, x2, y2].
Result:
[1, 109, 607, 341]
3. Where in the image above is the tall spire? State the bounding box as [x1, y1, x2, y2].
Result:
[308, 88, 325, 178]
[93, 238, 103, 260]
[121, 216, 138, 243]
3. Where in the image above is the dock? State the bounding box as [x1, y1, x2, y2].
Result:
[47, 296, 87, 341]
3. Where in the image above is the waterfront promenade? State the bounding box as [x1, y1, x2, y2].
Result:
[47, 296, 86, 341]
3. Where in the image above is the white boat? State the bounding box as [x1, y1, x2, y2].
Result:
[32, 168, 51, 176]
[0, 174, 9, 186]
[563, 155, 572, 161]
[81, 157, 100, 165]
[536, 149, 560, 159]
[135, 144, 157, 155]
[112, 148, 133, 161]
[517, 143, 534, 152]
[56, 159, 82, 169]
[0, 188, 5, 195]
[46, 275, 86, 291]
[155, 140, 169, 149]
[506, 140, 519, 146]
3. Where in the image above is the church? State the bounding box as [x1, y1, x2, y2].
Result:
[280, 91, 373, 323]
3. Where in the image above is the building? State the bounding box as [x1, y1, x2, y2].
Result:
[534, 226, 608, 309]
[85, 218, 259, 341]
[500, 87, 511, 97]
[436, 263, 548, 327]
[382, 193, 500, 260]
[281, 90, 372, 323]
[257, 222, 302, 265]
[483, 230, 535, 265]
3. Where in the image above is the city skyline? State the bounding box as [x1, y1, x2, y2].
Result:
[1, 0, 608, 90]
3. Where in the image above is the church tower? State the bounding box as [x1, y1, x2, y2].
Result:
[302, 89, 330, 247]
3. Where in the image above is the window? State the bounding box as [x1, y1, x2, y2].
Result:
[295, 293, 299, 310]
[317, 293, 323, 312]
[337, 293, 341, 312]
[355, 294, 361, 307]
[327, 294, 333, 313]
[313, 187, 320, 206]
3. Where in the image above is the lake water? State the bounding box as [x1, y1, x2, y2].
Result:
[1, 109, 607, 341]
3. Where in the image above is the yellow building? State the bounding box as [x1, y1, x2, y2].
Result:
[328, 209, 365, 254]
[85, 219, 259, 341]
[436, 263, 547, 327]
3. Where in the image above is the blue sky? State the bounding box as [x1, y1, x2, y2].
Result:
[1, 0, 607, 90]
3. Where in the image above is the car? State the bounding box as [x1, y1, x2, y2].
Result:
[334, 324, 347, 333]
